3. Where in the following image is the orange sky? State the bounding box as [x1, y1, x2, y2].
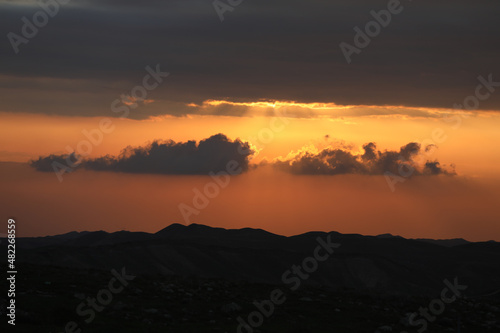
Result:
[1, 162, 500, 241]
[1, 0, 500, 246]
[1, 104, 500, 177]
[1, 102, 500, 240]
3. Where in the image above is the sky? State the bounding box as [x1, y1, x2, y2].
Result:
[1, 0, 499, 240]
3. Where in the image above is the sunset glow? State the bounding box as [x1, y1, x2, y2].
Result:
[2, 1, 500, 331]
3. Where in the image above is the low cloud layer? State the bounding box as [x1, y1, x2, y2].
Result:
[30, 134, 254, 175]
[272, 142, 455, 176]
[1, 0, 499, 118]
[30, 134, 456, 177]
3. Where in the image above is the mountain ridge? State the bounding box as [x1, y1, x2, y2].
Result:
[9, 223, 500, 298]
[13, 222, 491, 248]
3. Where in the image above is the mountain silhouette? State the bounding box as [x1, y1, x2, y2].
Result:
[12, 223, 500, 298]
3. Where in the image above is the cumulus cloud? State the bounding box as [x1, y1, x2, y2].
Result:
[30, 134, 254, 175]
[30, 136, 456, 177]
[272, 142, 455, 176]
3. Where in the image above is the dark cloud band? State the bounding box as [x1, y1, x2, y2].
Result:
[1, 0, 499, 117]
[272, 142, 455, 176]
[30, 134, 254, 175]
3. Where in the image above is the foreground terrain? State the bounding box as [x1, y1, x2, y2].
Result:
[2, 224, 500, 332]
